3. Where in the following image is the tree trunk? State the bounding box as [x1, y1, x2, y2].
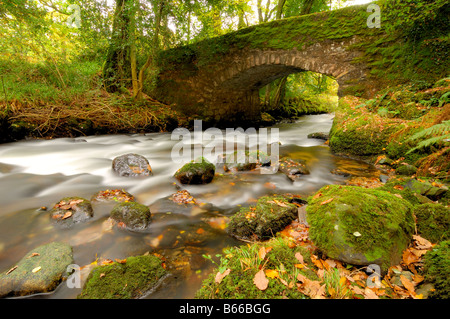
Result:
[273, 76, 287, 110]
[134, 0, 164, 100]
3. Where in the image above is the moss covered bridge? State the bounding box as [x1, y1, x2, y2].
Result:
[150, 1, 449, 122]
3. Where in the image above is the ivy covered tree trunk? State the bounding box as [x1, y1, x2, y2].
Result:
[103, 0, 135, 93]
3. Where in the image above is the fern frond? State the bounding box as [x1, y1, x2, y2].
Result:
[406, 133, 450, 154]
[408, 120, 450, 141]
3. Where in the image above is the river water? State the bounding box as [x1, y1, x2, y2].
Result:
[0, 114, 379, 298]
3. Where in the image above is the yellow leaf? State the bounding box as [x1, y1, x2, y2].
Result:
[294, 263, 304, 269]
[32, 266, 41, 273]
[339, 276, 347, 287]
[265, 269, 279, 279]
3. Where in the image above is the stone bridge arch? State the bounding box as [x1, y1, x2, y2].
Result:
[150, 4, 382, 123]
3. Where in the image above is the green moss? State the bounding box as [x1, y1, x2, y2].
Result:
[78, 255, 166, 299]
[174, 157, 215, 184]
[414, 203, 450, 243]
[227, 195, 298, 241]
[423, 240, 450, 299]
[329, 98, 398, 156]
[306, 185, 414, 271]
[195, 236, 314, 299]
[110, 202, 151, 230]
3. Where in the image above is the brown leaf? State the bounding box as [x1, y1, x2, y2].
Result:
[258, 246, 267, 260]
[61, 211, 73, 220]
[115, 258, 127, 264]
[400, 275, 415, 296]
[320, 198, 334, 205]
[254, 269, 269, 290]
[402, 249, 420, 266]
[413, 235, 433, 249]
[364, 287, 379, 299]
[294, 252, 304, 264]
[215, 268, 231, 284]
[6, 265, 18, 275]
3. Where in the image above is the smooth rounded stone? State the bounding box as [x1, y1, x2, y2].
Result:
[307, 132, 329, 140]
[112, 153, 153, 177]
[49, 197, 94, 228]
[223, 151, 258, 172]
[227, 195, 298, 241]
[0, 242, 74, 298]
[174, 157, 215, 184]
[110, 202, 152, 231]
[306, 185, 415, 272]
[278, 157, 310, 181]
[77, 255, 166, 299]
[91, 189, 135, 203]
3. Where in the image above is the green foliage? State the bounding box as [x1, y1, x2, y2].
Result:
[406, 121, 450, 155]
[423, 240, 450, 299]
[414, 203, 450, 243]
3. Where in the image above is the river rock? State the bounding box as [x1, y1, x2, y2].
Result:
[0, 242, 73, 298]
[112, 153, 153, 177]
[223, 151, 258, 172]
[306, 185, 415, 272]
[414, 203, 450, 243]
[174, 157, 215, 184]
[404, 178, 448, 200]
[278, 157, 310, 181]
[91, 189, 135, 203]
[110, 202, 152, 231]
[78, 255, 166, 299]
[307, 132, 329, 140]
[227, 195, 298, 241]
[395, 164, 418, 176]
[50, 197, 94, 228]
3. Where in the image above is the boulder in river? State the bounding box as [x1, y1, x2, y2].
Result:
[306, 185, 415, 272]
[227, 195, 298, 241]
[0, 242, 73, 298]
[91, 189, 135, 203]
[278, 157, 310, 181]
[307, 132, 329, 140]
[110, 202, 152, 231]
[223, 151, 258, 172]
[50, 197, 93, 228]
[112, 153, 153, 177]
[174, 157, 215, 184]
[78, 255, 166, 299]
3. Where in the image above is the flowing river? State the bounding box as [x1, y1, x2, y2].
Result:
[0, 114, 380, 298]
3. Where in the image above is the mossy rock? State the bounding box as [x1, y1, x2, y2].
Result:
[78, 255, 166, 299]
[110, 202, 152, 231]
[195, 237, 314, 299]
[395, 164, 418, 176]
[278, 157, 310, 181]
[227, 195, 297, 241]
[414, 203, 450, 243]
[91, 189, 135, 203]
[49, 197, 94, 228]
[174, 157, 215, 184]
[423, 240, 450, 299]
[306, 185, 415, 272]
[404, 178, 448, 200]
[224, 151, 258, 172]
[0, 242, 73, 298]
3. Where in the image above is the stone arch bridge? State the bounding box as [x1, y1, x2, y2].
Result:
[149, 3, 386, 122]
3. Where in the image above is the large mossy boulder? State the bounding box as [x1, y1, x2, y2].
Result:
[78, 255, 166, 299]
[227, 196, 298, 241]
[195, 237, 314, 299]
[110, 202, 152, 231]
[414, 203, 450, 243]
[0, 242, 73, 298]
[174, 157, 215, 184]
[112, 153, 153, 177]
[306, 185, 415, 271]
[423, 240, 450, 299]
[50, 197, 93, 228]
